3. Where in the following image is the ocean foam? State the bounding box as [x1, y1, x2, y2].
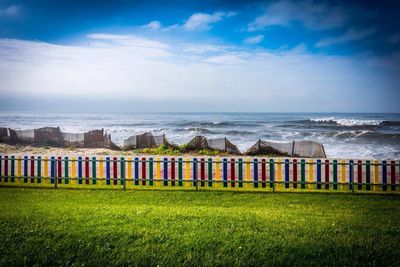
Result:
[310, 117, 383, 126]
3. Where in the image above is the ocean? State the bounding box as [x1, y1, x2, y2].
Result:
[0, 112, 399, 159]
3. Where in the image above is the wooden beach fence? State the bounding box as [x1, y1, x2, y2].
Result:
[0, 155, 399, 192]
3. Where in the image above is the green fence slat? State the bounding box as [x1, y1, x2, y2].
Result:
[149, 158, 154, 186]
[92, 157, 96, 185]
[269, 159, 275, 189]
[120, 157, 125, 186]
[300, 159, 305, 189]
[178, 158, 183, 187]
[64, 157, 68, 184]
[37, 156, 41, 184]
[208, 158, 213, 187]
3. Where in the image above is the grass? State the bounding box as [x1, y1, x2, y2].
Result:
[0, 188, 400, 266]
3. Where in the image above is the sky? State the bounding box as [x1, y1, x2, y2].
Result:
[0, 0, 399, 112]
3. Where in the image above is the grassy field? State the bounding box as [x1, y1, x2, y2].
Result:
[0, 188, 400, 266]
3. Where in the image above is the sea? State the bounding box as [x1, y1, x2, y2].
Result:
[0, 112, 399, 159]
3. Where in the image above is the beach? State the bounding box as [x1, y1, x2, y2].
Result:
[1, 112, 399, 159]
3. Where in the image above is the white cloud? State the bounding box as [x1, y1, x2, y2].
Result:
[244, 35, 264, 44]
[183, 11, 236, 31]
[316, 27, 376, 47]
[0, 5, 20, 18]
[142, 20, 162, 30]
[0, 34, 396, 112]
[248, 0, 346, 31]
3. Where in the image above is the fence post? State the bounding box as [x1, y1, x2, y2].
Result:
[10, 156, 15, 183]
[332, 160, 337, 190]
[284, 159, 289, 189]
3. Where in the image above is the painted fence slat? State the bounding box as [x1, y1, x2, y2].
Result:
[64, 157, 69, 184]
[156, 157, 161, 187]
[135, 157, 139, 186]
[245, 158, 250, 189]
[284, 159, 289, 189]
[366, 160, 371, 191]
[142, 157, 147, 186]
[269, 159, 275, 189]
[254, 158, 259, 188]
[308, 159, 313, 189]
[231, 158, 235, 188]
[36, 156, 41, 184]
[261, 159, 266, 189]
[215, 158, 220, 188]
[300, 159, 305, 189]
[223, 158, 228, 188]
[373, 160, 379, 191]
[85, 157, 90, 185]
[31, 156, 36, 184]
[10, 156, 15, 183]
[184, 157, 189, 188]
[120, 157, 125, 186]
[333, 160, 337, 190]
[391, 161, 395, 191]
[113, 157, 117, 185]
[357, 160, 362, 190]
[341, 160, 346, 190]
[238, 159, 243, 188]
[78, 157, 83, 185]
[92, 157, 96, 185]
[24, 156, 28, 183]
[208, 158, 213, 187]
[324, 160, 329, 190]
[164, 158, 168, 186]
[149, 158, 154, 186]
[200, 158, 205, 187]
[316, 159, 321, 189]
[382, 161, 387, 191]
[293, 159, 298, 189]
[171, 157, 175, 187]
[106, 157, 110, 185]
[277, 159, 282, 189]
[349, 160, 354, 191]
[193, 158, 197, 187]
[4, 156, 8, 183]
[179, 158, 183, 187]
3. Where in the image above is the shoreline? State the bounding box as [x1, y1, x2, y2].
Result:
[1, 144, 398, 160]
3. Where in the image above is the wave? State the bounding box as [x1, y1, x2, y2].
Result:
[289, 117, 400, 127]
[310, 117, 382, 126]
[176, 121, 261, 128]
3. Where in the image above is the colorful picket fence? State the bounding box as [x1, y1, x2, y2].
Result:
[0, 155, 399, 192]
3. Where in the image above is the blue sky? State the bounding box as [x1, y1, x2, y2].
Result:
[0, 0, 399, 112]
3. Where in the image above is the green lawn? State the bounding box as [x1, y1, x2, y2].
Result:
[0, 188, 400, 266]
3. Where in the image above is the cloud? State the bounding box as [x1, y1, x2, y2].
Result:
[316, 27, 376, 47]
[0, 5, 20, 18]
[248, 1, 346, 31]
[0, 34, 397, 112]
[183, 11, 236, 31]
[244, 35, 264, 44]
[142, 20, 162, 30]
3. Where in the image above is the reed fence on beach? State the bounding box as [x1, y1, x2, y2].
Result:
[0, 155, 399, 192]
